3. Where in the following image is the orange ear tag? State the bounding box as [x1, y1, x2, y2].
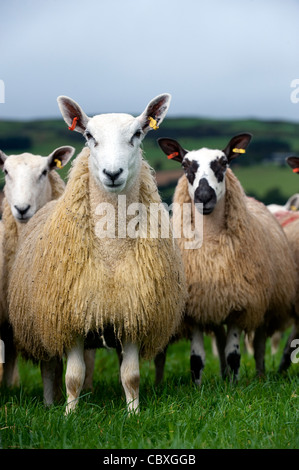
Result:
[54, 159, 62, 169]
[167, 152, 179, 159]
[68, 116, 78, 131]
[232, 148, 246, 154]
[293, 168, 299, 173]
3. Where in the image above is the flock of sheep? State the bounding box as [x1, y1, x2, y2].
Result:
[0, 93, 298, 415]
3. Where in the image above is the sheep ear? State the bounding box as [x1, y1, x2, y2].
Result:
[286, 156, 299, 174]
[223, 133, 252, 163]
[157, 138, 187, 163]
[48, 146, 75, 170]
[0, 150, 8, 169]
[137, 93, 171, 134]
[286, 193, 299, 211]
[57, 96, 90, 134]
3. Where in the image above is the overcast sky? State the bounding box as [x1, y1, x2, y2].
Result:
[1, 0, 299, 121]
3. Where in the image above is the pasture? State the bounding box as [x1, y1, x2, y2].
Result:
[0, 335, 298, 449]
[0, 116, 298, 450]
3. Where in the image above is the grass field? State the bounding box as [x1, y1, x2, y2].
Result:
[0, 334, 298, 449]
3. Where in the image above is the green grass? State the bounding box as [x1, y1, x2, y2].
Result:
[1, 335, 298, 449]
[233, 164, 299, 201]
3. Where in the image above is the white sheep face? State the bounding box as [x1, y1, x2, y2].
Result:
[57, 94, 171, 195]
[3, 153, 52, 222]
[85, 113, 143, 193]
[0, 146, 74, 222]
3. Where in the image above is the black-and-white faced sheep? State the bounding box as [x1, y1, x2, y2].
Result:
[156, 134, 297, 383]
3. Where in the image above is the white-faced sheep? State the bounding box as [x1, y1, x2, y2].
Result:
[272, 156, 299, 372]
[267, 193, 299, 214]
[0, 147, 74, 390]
[8, 94, 186, 414]
[156, 134, 297, 384]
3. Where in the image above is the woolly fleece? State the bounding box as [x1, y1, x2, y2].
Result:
[8, 148, 186, 360]
[0, 170, 65, 325]
[281, 217, 299, 320]
[172, 169, 296, 334]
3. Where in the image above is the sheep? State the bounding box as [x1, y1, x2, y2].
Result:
[273, 156, 299, 372]
[156, 134, 297, 384]
[267, 193, 299, 214]
[8, 94, 186, 414]
[0, 147, 74, 389]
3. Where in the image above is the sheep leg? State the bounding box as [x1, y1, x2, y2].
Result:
[253, 324, 267, 376]
[190, 326, 205, 386]
[225, 325, 241, 381]
[154, 346, 168, 386]
[1, 323, 19, 387]
[211, 334, 219, 357]
[270, 331, 282, 355]
[65, 337, 86, 414]
[83, 349, 96, 391]
[116, 343, 123, 383]
[120, 343, 140, 414]
[244, 331, 254, 355]
[53, 357, 63, 402]
[41, 357, 63, 406]
[213, 325, 227, 380]
[278, 324, 298, 373]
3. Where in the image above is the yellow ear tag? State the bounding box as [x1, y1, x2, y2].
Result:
[54, 159, 62, 169]
[232, 148, 246, 154]
[148, 116, 159, 130]
[290, 205, 298, 211]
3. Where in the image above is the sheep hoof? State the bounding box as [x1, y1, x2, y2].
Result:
[127, 400, 140, 416]
[64, 397, 79, 415]
[190, 354, 204, 386]
[226, 351, 240, 381]
[278, 354, 292, 374]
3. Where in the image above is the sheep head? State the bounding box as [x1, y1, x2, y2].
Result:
[0, 146, 74, 222]
[158, 133, 252, 214]
[57, 94, 171, 194]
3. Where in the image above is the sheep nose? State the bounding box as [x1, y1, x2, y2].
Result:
[103, 168, 124, 183]
[14, 204, 31, 216]
[194, 179, 215, 205]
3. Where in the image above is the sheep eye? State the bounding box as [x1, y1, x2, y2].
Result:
[39, 169, 48, 179]
[182, 160, 191, 170]
[130, 130, 142, 146]
[4, 169, 8, 176]
[85, 131, 93, 140]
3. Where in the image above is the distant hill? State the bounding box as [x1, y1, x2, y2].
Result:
[1, 117, 299, 205]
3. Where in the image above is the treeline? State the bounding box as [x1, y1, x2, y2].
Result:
[0, 136, 32, 151]
[0, 117, 297, 167]
[147, 121, 294, 167]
